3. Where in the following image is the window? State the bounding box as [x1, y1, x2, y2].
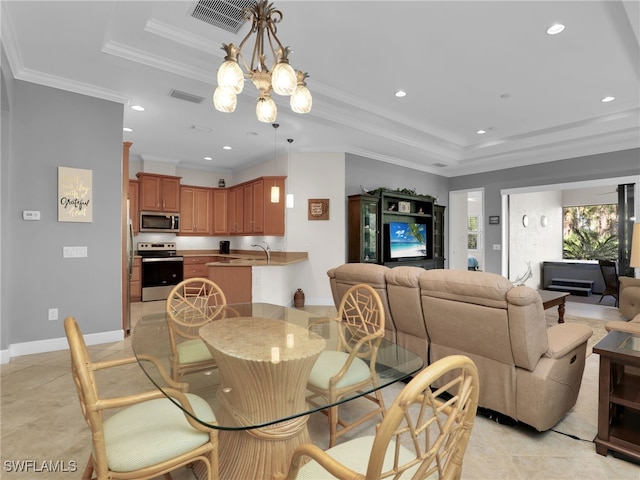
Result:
[562, 204, 618, 260]
[468, 215, 479, 250]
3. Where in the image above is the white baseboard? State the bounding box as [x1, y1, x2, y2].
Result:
[1, 330, 124, 364]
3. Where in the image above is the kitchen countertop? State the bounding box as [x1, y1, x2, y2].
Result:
[178, 250, 308, 267]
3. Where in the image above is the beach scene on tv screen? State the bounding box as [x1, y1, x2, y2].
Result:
[389, 222, 427, 258]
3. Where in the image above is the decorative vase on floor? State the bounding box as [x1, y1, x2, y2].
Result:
[294, 288, 305, 308]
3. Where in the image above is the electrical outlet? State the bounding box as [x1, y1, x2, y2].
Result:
[48, 308, 58, 321]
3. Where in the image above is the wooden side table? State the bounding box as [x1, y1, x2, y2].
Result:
[537, 290, 570, 323]
[593, 330, 640, 461]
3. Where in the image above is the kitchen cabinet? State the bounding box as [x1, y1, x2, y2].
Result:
[226, 176, 285, 236]
[228, 185, 244, 234]
[180, 186, 212, 235]
[128, 179, 139, 234]
[244, 179, 264, 234]
[130, 257, 141, 302]
[136, 173, 181, 212]
[208, 265, 252, 303]
[213, 189, 228, 235]
[184, 256, 212, 279]
[262, 177, 285, 235]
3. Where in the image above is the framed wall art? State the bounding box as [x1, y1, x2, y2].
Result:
[308, 198, 329, 220]
[58, 166, 93, 222]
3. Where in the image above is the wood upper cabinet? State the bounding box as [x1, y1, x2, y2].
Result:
[180, 185, 212, 235]
[262, 176, 285, 236]
[128, 179, 139, 234]
[230, 177, 285, 236]
[228, 185, 244, 234]
[136, 173, 181, 212]
[213, 189, 228, 235]
[243, 180, 265, 234]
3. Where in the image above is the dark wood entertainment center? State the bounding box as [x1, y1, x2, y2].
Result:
[348, 190, 445, 269]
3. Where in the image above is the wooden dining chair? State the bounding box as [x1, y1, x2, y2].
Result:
[278, 355, 480, 480]
[166, 278, 227, 381]
[64, 316, 219, 480]
[306, 283, 387, 448]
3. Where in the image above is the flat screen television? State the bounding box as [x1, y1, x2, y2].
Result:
[387, 221, 428, 259]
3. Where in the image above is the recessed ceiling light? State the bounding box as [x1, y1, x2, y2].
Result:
[546, 23, 565, 35]
[123, 127, 133, 132]
[601, 96, 615, 103]
[395, 90, 407, 98]
[130, 105, 145, 111]
[222, 145, 232, 150]
[204, 156, 213, 161]
[476, 129, 487, 135]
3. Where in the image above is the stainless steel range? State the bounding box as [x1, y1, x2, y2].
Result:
[137, 242, 184, 302]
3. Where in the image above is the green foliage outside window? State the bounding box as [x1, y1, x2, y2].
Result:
[467, 216, 479, 250]
[562, 205, 618, 260]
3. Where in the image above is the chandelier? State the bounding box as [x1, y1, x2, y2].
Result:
[213, 0, 312, 123]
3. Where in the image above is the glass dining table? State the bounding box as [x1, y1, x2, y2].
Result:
[132, 302, 423, 480]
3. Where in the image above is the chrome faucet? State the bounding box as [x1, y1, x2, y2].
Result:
[251, 241, 271, 263]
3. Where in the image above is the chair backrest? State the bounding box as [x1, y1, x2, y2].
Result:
[336, 283, 385, 358]
[328, 264, 396, 340]
[64, 316, 109, 474]
[598, 259, 619, 289]
[366, 355, 479, 480]
[166, 278, 227, 340]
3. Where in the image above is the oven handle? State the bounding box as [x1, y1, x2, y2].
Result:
[141, 257, 184, 263]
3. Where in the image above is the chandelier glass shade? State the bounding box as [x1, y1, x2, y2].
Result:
[213, 0, 312, 122]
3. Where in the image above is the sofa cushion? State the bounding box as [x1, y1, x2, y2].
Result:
[419, 269, 512, 309]
[385, 266, 429, 364]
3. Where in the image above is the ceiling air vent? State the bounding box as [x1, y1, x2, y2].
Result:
[169, 89, 205, 104]
[432, 162, 448, 168]
[190, 0, 256, 34]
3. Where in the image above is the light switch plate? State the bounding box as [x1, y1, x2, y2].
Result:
[22, 210, 41, 220]
[63, 246, 88, 258]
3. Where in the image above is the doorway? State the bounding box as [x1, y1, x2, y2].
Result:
[502, 176, 639, 285]
[449, 189, 485, 271]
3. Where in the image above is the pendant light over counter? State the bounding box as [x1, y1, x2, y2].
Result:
[270, 123, 280, 203]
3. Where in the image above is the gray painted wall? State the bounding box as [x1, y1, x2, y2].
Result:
[2, 79, 123, 351]
[1, 45, 13, 351]
[449, 149, 640, 273]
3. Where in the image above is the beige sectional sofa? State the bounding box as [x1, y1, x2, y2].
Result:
[327, 263, 593, 431]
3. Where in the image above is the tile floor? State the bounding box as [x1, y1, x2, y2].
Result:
[1, 300, 638, 479]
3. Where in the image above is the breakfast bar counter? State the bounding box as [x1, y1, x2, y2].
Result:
[176, 250, 309, 304]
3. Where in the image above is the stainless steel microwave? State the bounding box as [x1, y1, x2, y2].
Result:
[139, 212, 180, 233]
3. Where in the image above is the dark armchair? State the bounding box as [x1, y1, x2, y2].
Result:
[598, 259, 619, 307]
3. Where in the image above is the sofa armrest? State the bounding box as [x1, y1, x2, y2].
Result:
[605, 319, 640, 335]
[620, 276, 640, 290]
[544, 323, 593, 359]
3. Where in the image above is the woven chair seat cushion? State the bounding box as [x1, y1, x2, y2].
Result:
[177, 339, 214, 365]
[103, 393, 215, 472]
[308, 351, 371, 390]
[296, 435, 427, 479]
